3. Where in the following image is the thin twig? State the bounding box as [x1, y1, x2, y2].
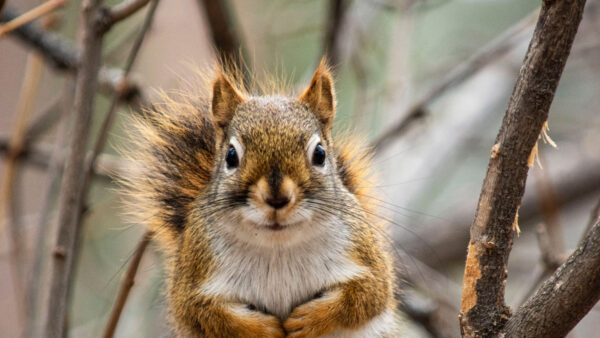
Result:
[42, 0, 105, 336]
[24, 79, 75, 338]
[0, 51, 44, 325]
[371, 9, 539, 152]
[0, 6, 145, 104]
[459, 0, 586, 336]
[0, 0, 65, 36]
[532, 151, 565, 253]
[504, 220, 600, 337]
[0, 135, 132, 180]
[102, 231, 152, 338]
[98, 0, 151, 32]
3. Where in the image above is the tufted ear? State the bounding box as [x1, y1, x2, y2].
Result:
[299, 59, 336, 129]
[211, 73, 245, 130]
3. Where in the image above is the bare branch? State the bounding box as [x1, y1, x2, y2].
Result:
[459, 0, 586, 336]
[323, 0, 347, 66]
[102, 231, 152, 338]
[0, 51, 44, 323]
[42, 0, 105, 336]
[581, 194, 600, 241]
[0, 6, 145, 103]
[505, 220, 600, 337]
[398, 158, 600, 269]
[98, 0, 151, 32]
[198, 0, 247, 72]
[24, 80, 75, 338]
[0, 0, 65, 36]
[371, 9, 539, 151]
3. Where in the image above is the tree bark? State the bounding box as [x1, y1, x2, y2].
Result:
[459, 0, 587, 336]
[505, 220, 600, 337]
[42, 0, 105, 336]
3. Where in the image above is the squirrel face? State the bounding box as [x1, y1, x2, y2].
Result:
[204, 62, 347, 247]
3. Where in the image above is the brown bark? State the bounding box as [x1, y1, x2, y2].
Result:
[504, 220, 600, 337]
[198, 0, 246, 72]
[102, 231, 152, 338]
[323, 0, 346, 67]
[459, 0, 586, 336]
[42, 0, 105, 336]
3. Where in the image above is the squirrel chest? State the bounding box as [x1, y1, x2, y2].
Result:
[199, 217, 364, 319]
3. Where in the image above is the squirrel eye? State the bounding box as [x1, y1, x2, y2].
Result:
[225, 145, 239, 169]
[312, 143, 326, 166]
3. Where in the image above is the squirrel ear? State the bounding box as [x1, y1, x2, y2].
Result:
[211, 73, 245, 129]
[299, 59, 336, 128]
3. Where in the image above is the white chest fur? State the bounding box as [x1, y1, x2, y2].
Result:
[199, 221, 364, 319]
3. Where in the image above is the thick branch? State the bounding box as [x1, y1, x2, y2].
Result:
[459, 0, 586, 336]
[504, 220, 600, 337]
[42, 0, 105, 336]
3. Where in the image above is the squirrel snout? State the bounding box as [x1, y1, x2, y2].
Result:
[253, 176, 298, 211]
[265, 196, 290, 209]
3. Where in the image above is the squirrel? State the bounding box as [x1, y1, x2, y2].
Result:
[121, 59, 398, 337]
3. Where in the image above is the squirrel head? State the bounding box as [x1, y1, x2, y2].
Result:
[205, 60, 351, 246]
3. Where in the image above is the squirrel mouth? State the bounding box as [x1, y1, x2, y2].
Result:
[266, 223, 285, 231]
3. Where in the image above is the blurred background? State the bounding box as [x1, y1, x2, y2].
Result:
[1, 0, 600, 337]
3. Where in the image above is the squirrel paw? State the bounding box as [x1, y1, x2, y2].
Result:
[232, 304, 285, 338]
[283, 293, 338, 338]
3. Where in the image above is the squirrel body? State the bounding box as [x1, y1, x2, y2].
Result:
[122, 61, 398, 337]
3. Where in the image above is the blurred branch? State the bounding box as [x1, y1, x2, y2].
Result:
[581, 195, 600, 242]
[0, 50, 44, 327]
[459, 0, 586, 335]
[0, 6, 145, 104]
[399, 289, 456, 338]
[43, 0, 105, 336]
[505, 220, 600, 337]
[399, 158, 600, 269]
[24, 79, 74, 338]
[97, 0, 151, 32]
[0, 135, 130, 180]
[0, 0, 65, 36]
[372, 9, 539, 151]
[532, 153, 565, 253]
[198, 0, 247, 75]
[102, 231, 152, 338]
[323, 0, 347, 66]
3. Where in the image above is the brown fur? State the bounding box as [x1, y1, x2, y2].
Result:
[120, 60, 396, 337]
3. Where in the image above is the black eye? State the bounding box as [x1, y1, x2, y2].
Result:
[225, 145, 239, 169]
[312, 143, 326, 166]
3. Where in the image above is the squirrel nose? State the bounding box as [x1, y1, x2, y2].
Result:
[265, 196, 290, 209]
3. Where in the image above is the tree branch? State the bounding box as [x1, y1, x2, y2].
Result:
[323, 0, 346, 67]
[198, 0, 247, 73]
[102, 231, 152, 338]
[371, 9, 538, 151]
[504, 220, 600, 337]
[42, 0, 105, 336]
[0, 0, 65, 36]
[98, 0, 151, 32]
[459, 0, 586, 336]
[0, 6, 145, 103]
